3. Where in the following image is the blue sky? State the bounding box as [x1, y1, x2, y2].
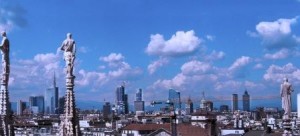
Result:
[1, 0, 300, 109]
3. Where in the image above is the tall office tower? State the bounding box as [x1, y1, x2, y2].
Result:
[205, 101, 213, 111]
[29, 96, 44, 114]
[44, 73, 59, 114]
[17, 100, 26, 115]
[134, 89, 145, 112]
[115, 85, 127, 114]
[185, 97, 193, 115]
[243, 90, 250, 111]
[103, 102, 111, 119]
[124, 94, 129, 114]
[220, 105, 229, 112]
[136, 88, 142, 101]
[58, 96, 65, 114]
[168, 89, 181, 114]
[200, 91, 206, 109]
[232, 94, 238, 112]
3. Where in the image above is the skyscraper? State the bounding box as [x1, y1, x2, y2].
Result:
[29, 96, 44, 114]
[44, 73, 59, 114]
[243, 90, 250, 111]
[103, 102, 111, 119]
[136, 88, 142, 101]
[232, 94, 238, 112]
[115, 85, 128, 114]
[17, 100, 26, 115]
[168, 89, 181, 114]
[134, 88, 145, 112]
[58, 96, 65, 114]
[185, 97, 193, 115]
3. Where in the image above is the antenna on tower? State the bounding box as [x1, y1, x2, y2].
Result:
[53, 71, 56, 87]
[201, 91, 205, 100]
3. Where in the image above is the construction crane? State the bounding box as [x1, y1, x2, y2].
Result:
[151, 100, 177, 136]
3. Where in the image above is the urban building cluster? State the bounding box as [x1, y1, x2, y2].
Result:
[10, 82, 300, 136]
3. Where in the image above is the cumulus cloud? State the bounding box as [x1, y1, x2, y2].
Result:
[255, 17, 300, 49]
[77, 53, 143, 87]
[263, 63, 300, 83]
[206, 35, 215, 41]
[147, 57, 169, 74]
[181, 60, 212, 75]
[100, 53, 125, 67]
[204, 50, 225, 61]
[76, 70, 107, 87]
[0, 1, 27, 31]
[229, 56, 251, 71]
[254, 63, 264, 69]
[264, 48, 289, 60]
[146, 30, 202, 57]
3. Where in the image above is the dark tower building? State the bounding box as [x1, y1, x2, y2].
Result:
[115, 84, 129, 114]
[243, 90, 250, 111]
[185, 97, 193, 115]
[29, 96, 44, 114]
[58, 96, 65, 114]
[232, 94, 238, 112]
[220, 105, 229, 112]
[103, 102, 111, 119]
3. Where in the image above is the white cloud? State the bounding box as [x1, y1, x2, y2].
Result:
[76, 69, 107, 86]
[146, 30, 202, 57]
[78, 46, 88, 53]
[254, 63, 264, 69]
[229, 56, 251, 71]
[100, 53, 125, 67]
[148, 57, 169, 74]
[206, 35, 215, 41]
[181, 60, 212, 75]
[0, 1, 27, 32]
[205, 50, 225, 61]
[255, 17, 300, 49]
[263, 63, 300, 83]
[264, 49, 289, 60]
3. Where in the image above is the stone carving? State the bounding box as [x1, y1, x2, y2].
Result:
[60, 33, 76, 77]
[281, 78, 293, 119]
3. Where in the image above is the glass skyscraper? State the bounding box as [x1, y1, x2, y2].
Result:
[29, 96, 44, 114]
[44, 74, 59, 114]
[243, 90, 250, 111]
[134, 88, 145, 112]
[168, 89, 181, 113]
[115, 85, 128, 114]
[232, 94, 238, 112]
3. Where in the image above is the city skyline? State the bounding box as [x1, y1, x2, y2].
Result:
[1, 0, 300, 108]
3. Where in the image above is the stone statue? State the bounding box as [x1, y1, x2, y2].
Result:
[281, 78, 293, 119]
[60, 33, 76, 77]
[0, 31, 9, 84]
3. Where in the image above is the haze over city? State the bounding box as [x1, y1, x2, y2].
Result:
[1, 0, 300, 110]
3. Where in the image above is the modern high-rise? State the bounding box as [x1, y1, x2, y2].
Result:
[17, 100, 26, 115]
[243, 90, 250, 111]
[58, 96, 65, 114]
[232, 94, 238, 112]
[103, 102, 111, 119]
[220, 105, 229, 112]
[115, 85, 128, 114]
[185, 97, 193, 115]
[134, 88, 145, 112]
[168, 89, 181, 114]
[44, 73, 59, 114]
[136, 88, 142, 101]
[29, 96, 44, 114]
